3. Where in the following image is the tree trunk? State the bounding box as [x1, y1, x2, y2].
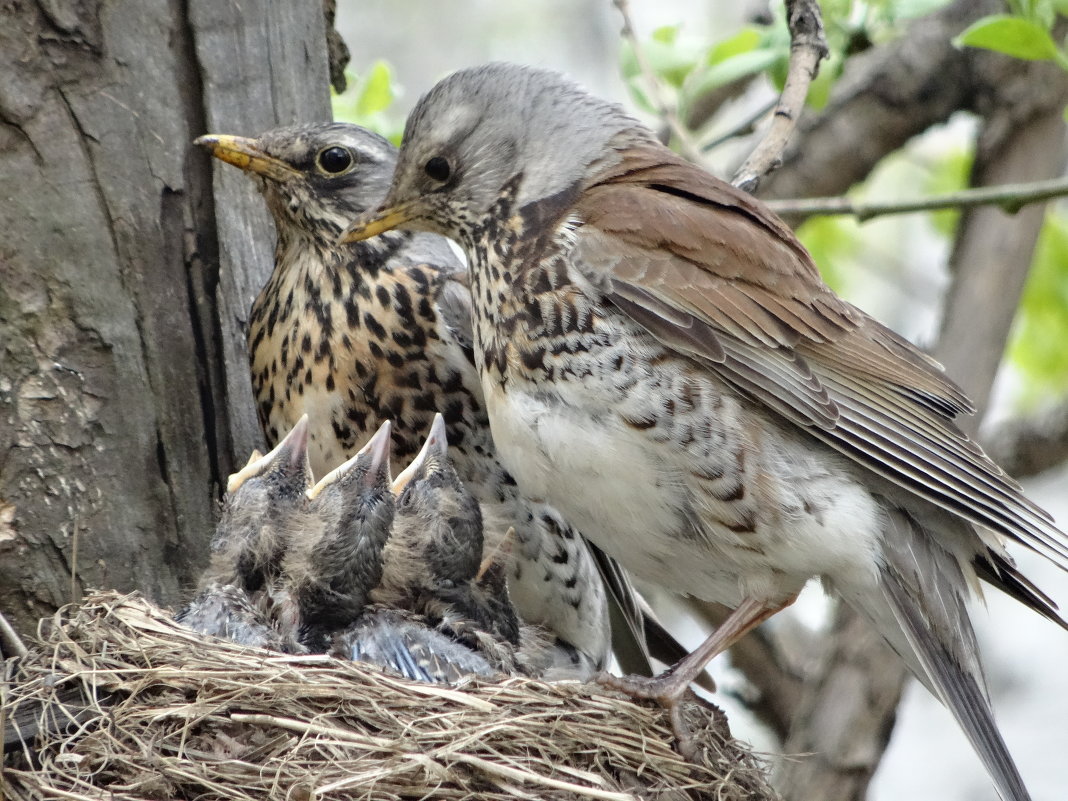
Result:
[0, 0, 332, 639]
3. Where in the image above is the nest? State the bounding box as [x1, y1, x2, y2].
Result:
[1, 591, 778, 801]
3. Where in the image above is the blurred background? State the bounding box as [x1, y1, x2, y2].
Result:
[334, 2, 1068, 799]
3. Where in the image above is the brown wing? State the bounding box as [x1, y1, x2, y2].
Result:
[572, 142, 1067, 567]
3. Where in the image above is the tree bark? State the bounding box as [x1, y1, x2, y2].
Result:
[0, 0, 331, 642]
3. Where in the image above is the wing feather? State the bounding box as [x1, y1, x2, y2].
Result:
[571, 141, 1068, 571]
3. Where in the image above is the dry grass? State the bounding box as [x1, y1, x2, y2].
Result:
[1, 591, 778, 801]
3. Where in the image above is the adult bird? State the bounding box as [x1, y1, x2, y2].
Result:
[195, 123, 686, 679]
[340, 62, 1068, 801]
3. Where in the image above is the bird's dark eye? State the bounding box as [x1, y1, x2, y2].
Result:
[424, 156, 451, 182]
[317, 146, 353, 174]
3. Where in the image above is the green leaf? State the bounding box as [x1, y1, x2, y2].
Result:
[651, 25, 679, 45]
[684, 48, 782, 99]
[1008, 211, 1068, 407]
[706, 27, 762, 65]
[955, 15, 1060, 61]
[620, 37, 699, 88]
[356, 60, 395, 116]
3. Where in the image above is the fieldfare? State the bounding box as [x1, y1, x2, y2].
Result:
[203, 415, 313, 595]
[330, 607, 499, 683]
[340, 62, 1068, 801]
[195, 124, 686, 678]
[175, 581, 285, 651]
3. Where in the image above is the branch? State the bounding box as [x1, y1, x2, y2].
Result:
[732, 0, 828, 192]
[986, 399, 1068, 479]
[0, 609, 28, 658]
[757, 0, 1004, 211]
[612, 0, 705, 165]
[764, 176, 1068, 221]
[777, 48, 1068, 801]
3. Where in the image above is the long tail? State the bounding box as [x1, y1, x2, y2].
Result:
[848, 507, 1031, 801]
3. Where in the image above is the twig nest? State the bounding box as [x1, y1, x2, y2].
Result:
[2, 591, 778, 800]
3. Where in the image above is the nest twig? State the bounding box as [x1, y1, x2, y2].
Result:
[2, 591, 778, 800]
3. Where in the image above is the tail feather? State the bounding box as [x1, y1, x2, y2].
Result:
[857, 506, 1032, 801]
[881, 567, 1030, 801]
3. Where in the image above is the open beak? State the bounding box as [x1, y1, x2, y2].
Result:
[337, 200, 420, 244]
[390, 413, 448, 495]
[227, 415, 310, 494]
[194, 134, 299, 183]
[307, 420, 392, 499]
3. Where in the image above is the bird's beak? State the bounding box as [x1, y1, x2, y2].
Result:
[307, 420, 392, 499]
[194, 134, 299, 183]
[338, 200, 420, 244]
[227, 415, 311, 494]
[390, 413, 448, 495]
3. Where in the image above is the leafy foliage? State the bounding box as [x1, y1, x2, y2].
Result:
[1008, 210, 1068, 407]
[332, 60, 405, 144]
[956, 1, 1068, 73]
[619, 0, 955, 128]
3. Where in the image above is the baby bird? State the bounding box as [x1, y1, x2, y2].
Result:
[177, 417, 313, 650]
[205, 416, 313, 594]
[330, 608, 499, 683]
[283, 421, 396, 649]
[375, 414, 520, 647]
[174, 581, 285, 651]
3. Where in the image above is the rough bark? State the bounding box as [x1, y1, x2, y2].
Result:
[0, 0, 331, 642]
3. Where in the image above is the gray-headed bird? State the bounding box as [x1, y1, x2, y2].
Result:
[340, 62, 1068, 800]
[195, 124, 677, 678]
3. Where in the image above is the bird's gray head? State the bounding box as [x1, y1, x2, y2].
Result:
[340, 62, 652, 244]
[196, 122, 398, 244]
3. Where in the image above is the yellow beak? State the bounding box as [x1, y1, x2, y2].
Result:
[194, 134, 299, 182]
[338, 202, 419, 244]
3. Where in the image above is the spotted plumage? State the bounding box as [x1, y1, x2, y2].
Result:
[341, 62, 1068, 800]
[196, 124, 645, 677]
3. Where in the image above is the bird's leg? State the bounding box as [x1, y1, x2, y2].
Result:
[597, 594, 796, 756]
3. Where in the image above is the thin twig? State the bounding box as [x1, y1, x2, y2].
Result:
[765, 175, 1068, 221]
[702, 97, 778, 153]
[733, 0, 829, 192]
[70, 514, 80, 605]
[613, 0, 705, 165]
[0, 609, 28, 658]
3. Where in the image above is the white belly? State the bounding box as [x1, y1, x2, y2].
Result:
[484, 379, 884, 607]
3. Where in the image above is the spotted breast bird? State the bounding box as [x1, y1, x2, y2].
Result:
[195, 123, 684, 678]
[339, 62, 1068, 801]
[282, 420, 395, 650]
